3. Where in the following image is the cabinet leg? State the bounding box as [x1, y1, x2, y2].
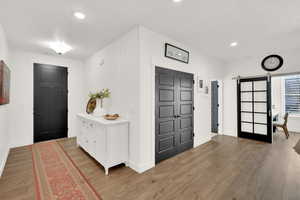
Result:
[105, 168, 109, 176]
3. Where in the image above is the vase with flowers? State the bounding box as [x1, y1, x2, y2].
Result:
[89, 88, 110, 116]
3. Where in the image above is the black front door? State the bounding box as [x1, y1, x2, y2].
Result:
[211, 81, 219, 133]
[34, 63, 68, 143]
[237, 77, 272, 143]
[155, 67, 194, 163]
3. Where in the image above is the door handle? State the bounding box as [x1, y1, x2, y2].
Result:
[33, 112, 41, 116]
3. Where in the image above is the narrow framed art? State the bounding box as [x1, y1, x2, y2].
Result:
[165, 43, 189, 64]
[0, 60, 10, 105]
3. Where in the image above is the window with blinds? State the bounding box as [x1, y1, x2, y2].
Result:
[285, 76, 300, 114]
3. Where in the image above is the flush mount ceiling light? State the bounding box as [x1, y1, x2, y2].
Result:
[48, 41, 72, 55]
[74, 12, 86, 20]
[173, 0, 183, 3]
[230, 42, 238, 47]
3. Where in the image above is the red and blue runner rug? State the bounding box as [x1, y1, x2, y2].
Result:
[31, 141, 101, 200]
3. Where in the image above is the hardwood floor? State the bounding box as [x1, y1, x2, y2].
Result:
[1, 133, 300, 200]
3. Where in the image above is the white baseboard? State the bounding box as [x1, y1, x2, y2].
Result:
[223, 132, 238, 137]
[128, 160, 154, 174]
[0, 146, 9, 178]
[194, 136, 211, 148]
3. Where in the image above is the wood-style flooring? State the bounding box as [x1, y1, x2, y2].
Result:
[1, 133, 300, 200]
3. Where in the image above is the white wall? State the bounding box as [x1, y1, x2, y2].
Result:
[271, 77, 282, 115]
[9, 50, 85, 148]
[138, 26, 225, 172]
[223, 52, 300, 136]
[287, 117, 300, 133]
[0, 24, 10, 176]
[84, 28, 141, 171]
[83, 26, 225, 173]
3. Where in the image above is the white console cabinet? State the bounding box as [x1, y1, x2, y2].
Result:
[77, 113, 129, 175]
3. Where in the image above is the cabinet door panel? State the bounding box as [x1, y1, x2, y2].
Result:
[87, 121, 97, 158]
[95, 126, 107, 165]
[77, 119, 85, 146]
[80, 120, 89, 151]
[107, 125, 129, 166]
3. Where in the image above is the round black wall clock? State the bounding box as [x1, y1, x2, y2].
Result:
[261, 55, 283, 72]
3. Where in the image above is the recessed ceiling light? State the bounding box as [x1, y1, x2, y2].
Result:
[74, 12, 86, 20]
[48, 41, 72, 55]
[173, 0, 183, 3]
[230, 42, 238, 47]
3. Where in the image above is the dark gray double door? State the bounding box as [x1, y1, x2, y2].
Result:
[155, 67, 194, 163]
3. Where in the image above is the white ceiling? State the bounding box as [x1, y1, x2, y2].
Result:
[1, 0, 300, 62]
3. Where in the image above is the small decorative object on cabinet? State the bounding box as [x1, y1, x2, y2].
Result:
[89, 88, 110, 116]
[77, 113, 129, 175]
[86, 98, 96, 114]
[104, 114, 120, 120]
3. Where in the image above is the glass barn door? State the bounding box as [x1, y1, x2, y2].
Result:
[237, 77, 272, 143]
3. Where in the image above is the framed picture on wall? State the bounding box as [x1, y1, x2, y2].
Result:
[197, 76, 209, 94]
[0, 60, 11, 105]
[165, 43, 189, 64]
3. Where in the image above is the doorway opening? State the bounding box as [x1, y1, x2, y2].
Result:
[34, 63, 68, 143]
[271, 74, 300, 142]
[235, 72, 300, 143]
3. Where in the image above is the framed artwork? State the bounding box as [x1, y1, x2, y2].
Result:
[165, 43, 189, 64]
[0, 60, 10, 105]
[198, 79, 204, 92]
[197, 76, 209, 94]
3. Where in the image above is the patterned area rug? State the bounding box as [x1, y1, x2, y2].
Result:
[31, 141, 101, 200]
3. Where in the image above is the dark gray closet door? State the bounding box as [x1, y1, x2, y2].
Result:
[155, 67, 194, 163]
[211, 81, 219, 133]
